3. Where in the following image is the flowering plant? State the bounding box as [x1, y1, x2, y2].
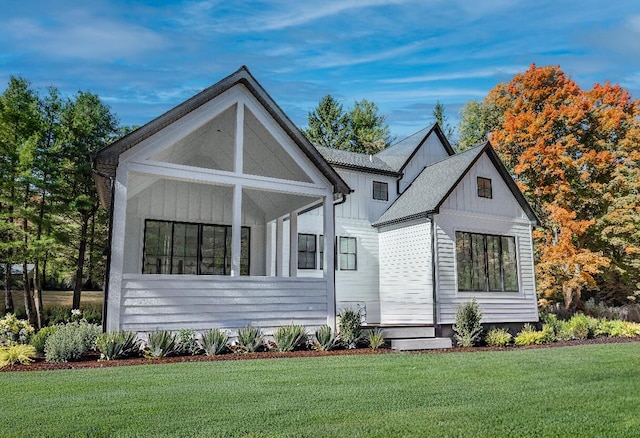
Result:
[0, 313, 35, 345]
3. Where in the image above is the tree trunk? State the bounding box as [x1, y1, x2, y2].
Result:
[4, 262, 13, 314]
[87, 212, 96, 288]
[22, 260, 36, 326]
[33, 260, 43, 329]
[72, 212, 89, 310]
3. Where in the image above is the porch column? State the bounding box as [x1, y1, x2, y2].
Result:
[289, 211, 298, 277]
[323, 194, 336, 330]
[265, 220, 275, 276]
[230, 184, 242, 276]
[276, 216, 285, 276]
[106, 164, 128, 332]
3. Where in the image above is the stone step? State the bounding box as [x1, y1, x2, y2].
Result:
[377, 326, 435, 339]
[391, 337, 452, 351]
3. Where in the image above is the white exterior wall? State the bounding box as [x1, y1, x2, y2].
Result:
[399, 133, 450, 193]
[434, 154, 538, 324]
[378, 220, 434, 324]
[124, 179, 266, 275]
[119, 275, 327, 333]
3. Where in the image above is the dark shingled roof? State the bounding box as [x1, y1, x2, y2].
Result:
[92, 66, 351, 209]
[315, 146, 399, 176]
[372, 143, 539, 227]
[375, 124, 455, 172]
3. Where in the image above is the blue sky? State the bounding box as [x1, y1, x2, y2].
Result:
[2, 1, 640, 139]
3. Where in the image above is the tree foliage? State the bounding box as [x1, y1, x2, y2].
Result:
[479, 64, 640, 310]
[0, 77, 117, 319]
[305, 95, 392, 154]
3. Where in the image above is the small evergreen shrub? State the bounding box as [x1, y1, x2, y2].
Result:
[540, 323, 557, 344]
[338, 308, 362, 349]
[31, 326, 59, 355]
[0, 344, 36, 367]
[485, 328, 512, 347]
[200, 328, 229, 356]
[145, 331, 180, 358]
[313, 325, 337, 351]
[565, 314, 592, 340]
[96, 331, 141, 360]
[44, 321, 101, 363]
[514, 324, 546, 346]
[236, 326, 264, 353]
[453, 299, 483, 347]
[274, 324, 308, 352]
[0, 313, 34, 345]
[366, 329, 385, 350]
[177, 329, 200, 355]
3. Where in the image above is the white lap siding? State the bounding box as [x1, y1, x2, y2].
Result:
[378, 220, 434, 324]
[119, 275, 328, 333]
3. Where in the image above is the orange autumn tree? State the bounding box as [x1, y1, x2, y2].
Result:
[484, 64, 639, 310]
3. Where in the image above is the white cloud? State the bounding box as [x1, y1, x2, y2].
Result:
[379, 66, 527, 84]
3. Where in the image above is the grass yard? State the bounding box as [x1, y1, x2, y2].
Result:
[9, 290, 103, 310]
[2, 342, 639, 437]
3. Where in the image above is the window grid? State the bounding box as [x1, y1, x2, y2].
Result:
[143, 219, 250, 276]
[455, 231, 518, 292]
[477, 177, 492, 198]
[298, 233, 317, 270]
[373, 181, 389, 201]
[338, 236, 357, 271]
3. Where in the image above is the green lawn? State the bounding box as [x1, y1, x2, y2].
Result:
[2, 342, 639, 437]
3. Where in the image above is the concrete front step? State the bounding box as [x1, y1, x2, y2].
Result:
[378, 326, 435, 339]
[391, 337, 452, 351]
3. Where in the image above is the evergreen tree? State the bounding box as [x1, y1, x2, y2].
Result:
[349, 99, 392, 154]
[304, 95, 351, 150]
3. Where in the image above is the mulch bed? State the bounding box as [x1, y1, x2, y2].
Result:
[3, 336, 638, 373]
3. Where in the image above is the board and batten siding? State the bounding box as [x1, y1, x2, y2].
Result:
[124, 178, 266, 275]
[119, 274, 328, 333]
[334, 169, 397, 223]
[378, 220, 434, 324]
[434, 152, 538, 324]
[399, 133, 450, 193]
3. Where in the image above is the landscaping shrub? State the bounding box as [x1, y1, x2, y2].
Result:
[199, 328, 229, 356]
[274, 324, 308, 352]
[44, 306, 72, 326]
[338, 308, 362, 349]
[453, 299, 483, 347]
[0, 313, 34, 345]
[177, 329, 200, 355]
[44, 321, 101, 363]
[145, 331, 180, 358]
[514, 324, 546, 346]
[236, 326, 264, 353]
[81, 304, 102, 324]
[0, 343, 36, 367]
[96, 331, 141, 360]
[31, 326, 59, 355]
[564, 313, 593, 340]
[540, 323, 557, 344]
[485, 328, 512, 347]
[313, 324, 337, 351]
[366, 328, 385, 350]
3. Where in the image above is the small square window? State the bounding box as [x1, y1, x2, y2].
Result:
[477, 177, 492, 199]
[373, 181, 388, 201]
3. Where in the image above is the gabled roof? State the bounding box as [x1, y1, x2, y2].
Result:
[375, 123, 456, 172]
[93, 66, 351, 208]
[372, 142, 539, 227]
[315, 145, 400, 176]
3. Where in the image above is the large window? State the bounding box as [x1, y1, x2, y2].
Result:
[373, 181, 389, 201]
[456, 231, 518, 292]
[143, 220, 249, 275]
[337, 236, 357, 271]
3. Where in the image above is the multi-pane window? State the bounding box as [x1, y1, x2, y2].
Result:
[456, 231, 518, 292]
[298, 234, 317, 270]
[338, 236, 357, 271]
[297, 234, 324, 270]
[373, 181, 389, 201]
[477, 177, 492, 198]
[143, 220, 249, 275]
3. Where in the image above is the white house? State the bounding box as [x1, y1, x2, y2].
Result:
[94, 67, 539, 349]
